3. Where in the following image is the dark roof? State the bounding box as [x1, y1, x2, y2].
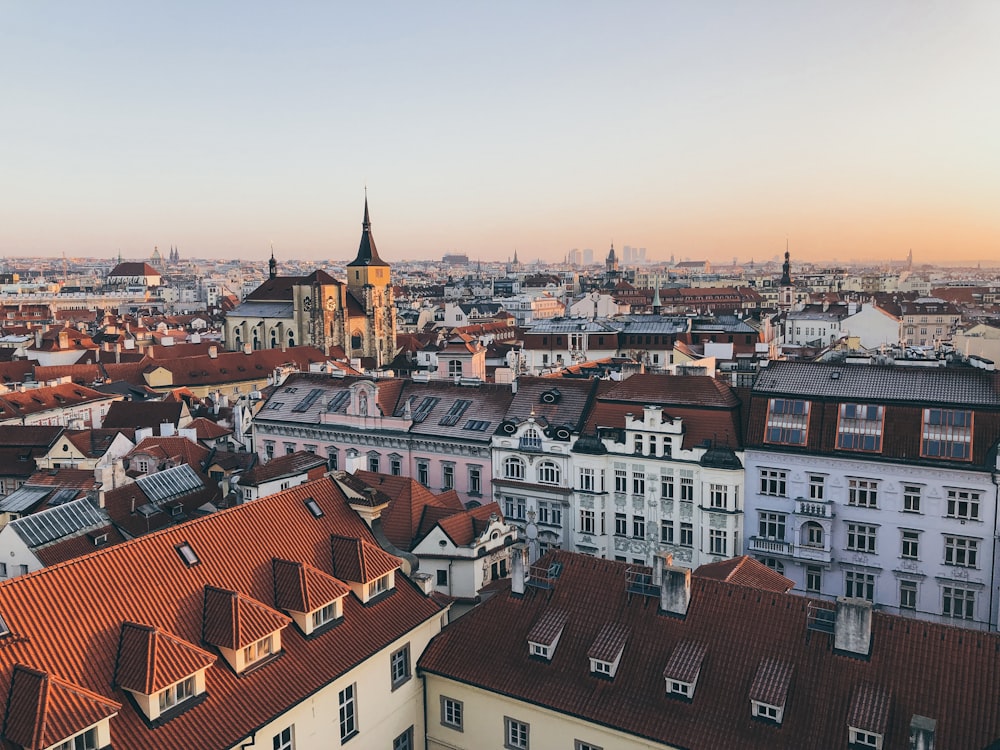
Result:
[754, 360, 1000, 407]
[102, 400, 183, 429]
[419, 550, 1000, 750]
[346, 198, 389, 268]
[238, 451, 326, 486]
[108, 262, 160, 278]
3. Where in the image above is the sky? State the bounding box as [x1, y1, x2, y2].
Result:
[2, 2, 999, 266]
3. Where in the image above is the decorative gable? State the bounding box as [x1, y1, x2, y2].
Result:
[114, 622, 215, 723]
[272, 558, 351, 636]
[663, 640, 707, 700]
[330, 534, 400, 604]
[202, 586, 291, 673]
[3, 663, 120, 750]
[587, 622, 629, 678]
[527, 608, 567, 661]
[749, 657, 794, 724]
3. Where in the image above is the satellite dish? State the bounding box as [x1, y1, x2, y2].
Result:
[525, 523, 538, 540]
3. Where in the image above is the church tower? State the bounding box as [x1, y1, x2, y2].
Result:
[346, 197, 396, 367]
[778, 249, 795, 309]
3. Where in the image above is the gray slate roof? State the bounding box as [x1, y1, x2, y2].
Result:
[229, 301, 295, 319]
[754, 361, 1000, 407]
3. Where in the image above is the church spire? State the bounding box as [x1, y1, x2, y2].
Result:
[269, 245, 277, 280]
[348, 195, 388, 268]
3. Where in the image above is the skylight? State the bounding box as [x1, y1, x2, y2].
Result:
[175, 542, 200, 567]
[304, 498, 324, 518]
[439, 399, 472, 426]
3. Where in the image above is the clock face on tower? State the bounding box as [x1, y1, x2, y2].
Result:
[303, 296, 312, 310]
[326, 297, 335, 311]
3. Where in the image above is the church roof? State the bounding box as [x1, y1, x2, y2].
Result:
[347, 198, 389, 268]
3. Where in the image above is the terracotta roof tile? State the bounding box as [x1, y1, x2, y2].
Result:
[433, 503, 503, 547]
[272, 559, 350, 614]
[848, 682, 892, 734]
[239, 451, 326, 486]
[202, 586, 291, 651]
[331, 535, 400, 584]
[694, 556, 793, 593]
[4, 663, 120, 748]
[747, 657, 793, 706]
[114, 622, 216, 694]
[663, 639, 707, 683]
[587, 622, 629, 663]
[527, 608, 568, 647]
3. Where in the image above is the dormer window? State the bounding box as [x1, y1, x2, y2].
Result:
[243, 634, 274, 665]
[849, 728, 882, 749]
[272, 558, 350, 636]
[527, 608, 567, 662]
[312, 601, 339, 629]
[157, 676, 195, 713]
[370, 573, 391, 597]
[663, 640, 706, 701]
[749, 658, 792, 726]
[530, 642, 550, 659]
[848, 683, 890, 750]
[588, 622, 629, 679]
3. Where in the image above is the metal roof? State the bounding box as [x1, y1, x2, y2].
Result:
[0, 486, 50, 514]
[9, 498, 106, 548]
[136, 464, 204, 504]
[229, 301, 295, 319]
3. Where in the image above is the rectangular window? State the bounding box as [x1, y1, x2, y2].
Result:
[943, 585, 976, 620]
[848, 478, 879, 508]
[633, 515, 645, 539]
[921, 408, 972, 460]
[370, 573, 391, 597]
[436, 569, 448, 586]
[442, 464, 454, 490]
[709, 529, 727, 555]
[661, 476, 674, 500]
[243, 634, 274, 665]
[575, 742, 603, 750]
[272, 726, 294, 750]
[158, 676, 195, 712]
[946, 489, 980, 520]
[680, 477, 694, 502]
[393, 727, 414, 750]
[850, 728, 882, 748]
[504, 717, 530, 750]
[836, 403, 884, 452]
[901, 530, 920, 560]
[900, 580, 917, 610]
[312, 602, 337, 629]
[808, 474, 825, 500]
[579, 467, 595, 491]
[758, 512, 786, 540]
[764, 398, 810, 445]
[806, 565, 822, 593]
[710, 484, 728, 509]
[390, 644, 411, 689]
[902, 485, 922, 513]
[338, 683, 358, 741]
[367, 455, 380, 472]
[441, 697, 464, 731]
[327, 449, 338, 470]
[680, 523, 693, 547]
[580, 509, 595, 534]
[614, 513, 627, 536]
[944, 536, 979, 568]
[632, 471, 645, 495]
[469, 466, 482, 494]
[390, 457, 402, 476]
[614, 469, 627, 493]
[759, 469, 787, 497]
[846, 523, 877, 553]
[845, 571, 875, 601]
[660, 520, 674, 544]
[417, 462, 429, 486]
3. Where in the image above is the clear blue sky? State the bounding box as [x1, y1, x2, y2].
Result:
[2, 1, 999, 265]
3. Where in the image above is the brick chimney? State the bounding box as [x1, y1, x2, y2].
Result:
[834, 597, 873, 657]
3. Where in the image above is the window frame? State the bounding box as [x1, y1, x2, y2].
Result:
[390, 643, 411, 690]
[504, 716, 530, 750]
[338, 682, 358, 742]
[440, 696, 464, 732]
[272, 725, 294, 750]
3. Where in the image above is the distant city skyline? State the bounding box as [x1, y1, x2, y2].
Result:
[2, 2, 998, 265]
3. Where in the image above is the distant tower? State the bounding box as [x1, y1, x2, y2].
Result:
[907, 248, 913, 270]
[151, 246, 163, 269]
[778, 248, 795, 309]
[346, 196, 396, 367]
[604, 243, 621, 287]
[652, 284, 662, 315]
[269, 248, 277, 280]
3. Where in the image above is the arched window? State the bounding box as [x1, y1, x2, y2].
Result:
[504, 457, 525, 480]
[801, 521, 824, 548]
[448, 360, 463, 377]
[520, 428, 542, 451]
[537, 460, 560, 485]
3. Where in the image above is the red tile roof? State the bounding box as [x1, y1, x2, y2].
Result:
[352, 471, 463, 550]
[114, 622, 216, 694]
[238, 451, 326, 486]
[331, 534, 400, 584]
[418, 550, 1000, 750]
[272, 558, 350, 614]
[747, 657, 793, 706]
[587, 622, 629, 663]
[0, 477, 442, 749]
[202, 586, 291, 651]
[694, 556, 793, 593]
[4, 664, 120, 749]
[433, 503, 504, 548]
[186, 416, 232, 440]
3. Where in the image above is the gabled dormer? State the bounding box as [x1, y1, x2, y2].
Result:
[527, 608, 567, 661]
[272, 558, 351, 636]
[749, 657, 793, 724]
[202, 586, 291, 674]
[663, 639, 706, 700]
[847, 683, 891, 749]
[114, 622, 215, 724]
[3, 663, 120, 750]
[587, 622, 629, 678]
[331, 534, 400, 604]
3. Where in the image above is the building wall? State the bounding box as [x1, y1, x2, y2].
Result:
[424, 674, 682, 750]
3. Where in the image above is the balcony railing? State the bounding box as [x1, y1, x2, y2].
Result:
[795, 498, 834, 518]
[747, 537, 793, 556]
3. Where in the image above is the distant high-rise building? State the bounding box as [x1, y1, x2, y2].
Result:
[582, 248, 594, 265]
[568, 248, 582, 266]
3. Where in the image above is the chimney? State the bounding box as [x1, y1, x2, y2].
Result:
[208, 345, 218, 358]
[243, 343, 252, 355]
[34, 329, 42, 349]
[510, 543, 528, 596]
[160, 422, 176, 437]
[833, 597, 873, 657]
[659, 558, 691, 617]
[909, 715, 936, 750]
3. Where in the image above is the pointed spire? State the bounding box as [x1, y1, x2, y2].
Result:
[268, 244, 277, 280]
[348, 194, 388, 269]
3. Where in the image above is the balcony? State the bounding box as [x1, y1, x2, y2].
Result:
[748, 537, 793, 556]
[795, 498, 833, 519]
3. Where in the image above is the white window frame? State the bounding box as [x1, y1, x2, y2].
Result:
[338, 683, 358, 741]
